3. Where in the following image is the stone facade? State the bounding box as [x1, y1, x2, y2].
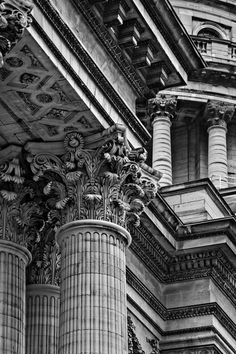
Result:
[0, 0, 236, 354]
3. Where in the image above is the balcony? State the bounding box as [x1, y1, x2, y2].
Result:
[192, 36, 236, 65]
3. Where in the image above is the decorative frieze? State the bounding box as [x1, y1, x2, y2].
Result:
[0, 0, 33, 66]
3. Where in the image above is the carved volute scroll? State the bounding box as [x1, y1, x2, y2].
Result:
[0, 0, 33, 66]
[0, 152, 44, 246]
[27, 124, 161, 230]
[205, 100, 235, 129]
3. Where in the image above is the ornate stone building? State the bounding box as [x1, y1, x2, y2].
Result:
[0, 0, 236, 354]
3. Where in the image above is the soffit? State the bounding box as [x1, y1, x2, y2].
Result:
[0, 32, 103, 148]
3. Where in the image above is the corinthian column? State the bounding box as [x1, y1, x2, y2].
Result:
[151, 95, 177, 187]
[206, 101, 235, 189]
[0, 0, 33, 66]
[27, 125, 160, 354]
[0, 152, 41, 353]
[26, 231, 60, 354]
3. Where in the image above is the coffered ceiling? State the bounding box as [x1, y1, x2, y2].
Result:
[0, 31, 103, 148]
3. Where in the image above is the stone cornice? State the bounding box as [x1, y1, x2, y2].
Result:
[127, 268, 236, 343]
[140, 0, 206, 76]
[162, 345, 222, 354]
[32, 0, 151, 145]
[130, 221, 236, 308]
[160, 178, 235, 218]
[70, 0, 145, 96]
[148, 194, 183, 233]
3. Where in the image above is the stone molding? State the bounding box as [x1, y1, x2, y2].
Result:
[127, 268, 236, 341]
[32, 0, 151, 145]
[70, 0, 145, 95]
[161, 346, 221, 354]
[0, 0, 33, 66]
[130, 222, 236, 309]
[56, 219, 132, 247]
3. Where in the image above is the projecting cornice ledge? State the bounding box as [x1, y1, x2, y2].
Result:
[141, 0, 206, 75]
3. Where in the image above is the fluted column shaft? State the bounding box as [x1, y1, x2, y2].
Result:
[152, 115, 172, 186]
[57, 220, 131, 354]
[0, 240, 31, 354]
[26, 285, 60, 354]
[208, 121, 228, 189]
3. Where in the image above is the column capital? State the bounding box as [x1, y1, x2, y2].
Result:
[150, 94, 177, 122]
[206, 100, 235, 130]
[0, 148, 45, 247]
[26, 125, 161, 230]
[0, 0, 33, 66]
[27, 229, 61, 286]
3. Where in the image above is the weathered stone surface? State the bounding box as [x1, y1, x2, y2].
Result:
[0, 240, 31, 354]
[26, 284, 60, 354]
[57, 220, 130, 354]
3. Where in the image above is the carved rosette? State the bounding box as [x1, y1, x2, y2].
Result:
[150, 94, 177, 121]
[0, 0, 33, 66]
[27, 125, 160, 230]
[0, 156, 44, 246]
[206, 100, 235, 129]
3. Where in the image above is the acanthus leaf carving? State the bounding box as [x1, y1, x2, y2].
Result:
[0, 157, 45, 246]
[149, 94, 177, 120]
[27, 125, 160, 230]
[27, 220, 61, 286]
[128, 315, 145, 354]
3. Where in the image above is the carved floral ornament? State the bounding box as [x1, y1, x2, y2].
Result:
[149, 94, 177, 121]
[0, 156, 44, 246]
[0, 150, 60, 286]
[27, 124, 161, 230]
[0, 0, 33, 66]
[206, 100, 235, 128]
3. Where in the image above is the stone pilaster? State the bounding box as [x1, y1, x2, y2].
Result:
[0, 240, 31, 354]
[150, 95, 177, 187]
[206, 100, 235, 189]
[0, 0, 33, 66]
[27, 125, 160, 354]
[26, 285, 60, 354]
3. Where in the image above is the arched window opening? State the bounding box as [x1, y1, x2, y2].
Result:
[198, 28, 222, 39]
